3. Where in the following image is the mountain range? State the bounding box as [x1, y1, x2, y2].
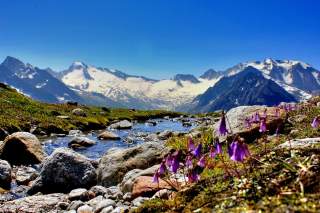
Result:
[0, 56, 318, 112]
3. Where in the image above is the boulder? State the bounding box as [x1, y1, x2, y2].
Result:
[15, 166, 39, 185]
[94, 199, 116, 212]
[69, 130, 83, 136]
[0, 132, 46, 165]
[97, 142, 167, 187]
[0, 193, 67, 212]
[214, 106, 284, 142]
[0, 160, 12, 188]
[68, 137, 96, 149]
[131, 197, 150, 207]
[89, 185, 108, 197]
[105, 186, 123, 200]
[109, 120, 132, 129]
[98, 131, 120, 140]
[120, 165, 159, 194]
[67, 200, 84, 211]
[28, 148, 97, 194]
[77, 204, 93, 213]
[131, 176, 172, 198]
[157, 130, 173, 140]
[68, 188, 90, 201]
[72, 108, 87, 117]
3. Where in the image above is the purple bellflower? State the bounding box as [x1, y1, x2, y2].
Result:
[188, 169, 200, 183]
[197, 155, 206, 168]
[259, 117, 267, 133]
[230, 140, 250, 162]
[192, 144, 202, 158]
[218, 111, 228, 136]
[185, 155, 193, 169]
[152, 171, 160, 183]
[187, 137, 195, 152]
[169, 150, 181, 173]
[311, 117, 320, 128]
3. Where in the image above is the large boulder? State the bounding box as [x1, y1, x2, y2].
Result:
[97, 142, 167, 187]
[214, 106, 284, 142]
[0, 193, 67, 212]
[131, 176, 172, 199]
[0, 132, 46, 165]
[0, 159, 12, 188]
[109, 120, 132, 129]
[28, 148, 97, 194]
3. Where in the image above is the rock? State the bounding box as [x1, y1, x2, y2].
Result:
[57, 201, 69, 210]
[105, 186, 123, 200]
[72, 108, 87, 117]
[0, 185, 29, 202]
[68, 188, 90, 201]
[86, 195, 104, 207]
[182, 122, 192, 127]
[123, 192, 132, 201]
[69, 130, 84, 136]
[89, 185, 108, 197]
[131, 176, 172, 198]
[16, 166, 39, 185]
[97, 142, 167, 187]
[152, 189, 174, 199]
[120, 165, 159, 194]
[69, 137, 96, 149]
[131, 197, 150, 207]
[0, 160, 11, 188]
[109, 120, 132, 129]
[0, 132, 46, 165]
[277, 138, 320, 149]
[77, 204, 93, 213]
[68, 200, 84, 211]
[28, 148, 97, 194]
[94, 199, 116, 212]
[57, 115, 70, 120]
[144, 133, 159, 142]
[100, 206, 114, 213]
[0, 193, 67, 212]
[98, 131, 120, 140]
[157, 130, 173, 140]
[215, 106, 283, 142]
[145, 120, 157, 126]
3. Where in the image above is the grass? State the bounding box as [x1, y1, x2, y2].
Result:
[0, 83, 182, 136]
[134, 100, 320, 212]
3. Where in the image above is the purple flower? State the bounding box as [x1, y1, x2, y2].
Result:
[197, 155, 206, 168]
[217, 111, 228, 136]
[152, 171, 160, 183]
[209, 146, 216, 158]
[228, 140, 237, 157]
[169, 151, 181, 173]
[262, 109, 267, 118]
[188, 169, 200, 183]
[253, 112, 260, 123]
[185, 155, 193, 169]
[244, 117, 252, 129]
[230, 141, 250, 162]
[215, 141, 223, 154]
[187, 137, 195, 152]
[275, 126, 280, 136]
[259, 118, 267, 133]
[165, 154, 173, 168]
[159, 161, 166, 175]
[311, 117, 320, 128]
[192, 144, 202, 158]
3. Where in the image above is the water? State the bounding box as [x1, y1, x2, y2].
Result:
[42, 118, 195, 159]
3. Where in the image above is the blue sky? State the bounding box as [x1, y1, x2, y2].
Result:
[0, 0, 319, 79]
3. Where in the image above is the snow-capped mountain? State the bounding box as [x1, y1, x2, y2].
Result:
[0, 56, 83, 103]
[188, 67, 297, 112]
[59, 62, 221, 110]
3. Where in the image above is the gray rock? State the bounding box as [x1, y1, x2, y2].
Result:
[0, 159, 11, 188]
[15, 166, 39, 185]
[68, 188, 90, 201]
[109, 120, 132, 129]
[0, 132, 46, 165]
[67, 200, 84, 210]
[105, 186, 123, 200]
[89, 185, 108, 196]
[101, 206, 114, 213]
[131, 197, 150, 207]
[72, 108, 86, 117]
[97, 142, 167, 187]
[86, 195, 104, 207]
[122, 192, 132, 201]
[144, 133, 159, 142]
[28, 148, 97, 194]
[0, 193, 67, 212]
[157, 130, 173, 140]
[69, 130, 84, 136]
[77, 204, 93, 213]
[98, 131, 120, 140]
[277, 138, 320, 149]
[69, 136, 96, 149]
[152, 189, 174, 199]
[94, 199, 116, 212]
[111, 206, 129, 213]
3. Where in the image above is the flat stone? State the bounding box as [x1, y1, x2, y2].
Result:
[68, 188, 90, 201]
[109, 120, 132, 129]
[67, 200, 84, 210]
[94, 199, 116, 212]
[98, 131, 120, 140]
[77, 204, 93, 213]
[277, 138, 320, 149]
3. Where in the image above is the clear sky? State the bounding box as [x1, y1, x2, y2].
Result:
[0, 0, 319, 79]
